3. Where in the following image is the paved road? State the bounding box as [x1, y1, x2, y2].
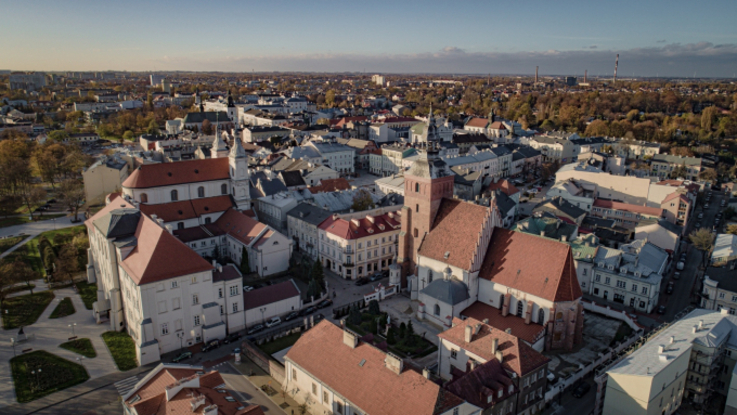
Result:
[0, 215, 78, 239]
[545, 379, 597, 415]
[219, 362, 286, 415]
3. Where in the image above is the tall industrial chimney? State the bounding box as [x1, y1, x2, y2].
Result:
[584, 70, 587, 83]
[614, 54, 619, 84]
[535, 66, 539, 83]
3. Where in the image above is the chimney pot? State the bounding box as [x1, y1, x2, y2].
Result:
[464, 325, 473, 343]
[491, 338, 499, 355]
[505, 328, 512, 334]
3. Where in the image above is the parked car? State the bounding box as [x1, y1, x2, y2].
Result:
[673, 272, 681, 280]
[676, 262, 685, 271]
[698, 212, 704, 219]
[705, 203, 710, 209]
[657, 305, 667, 314]
[243, 286, 253, 292]
[666, 283, 674, 294]
[317, 299, 333, 309]
[247, 324, 264, 335]
[572, 382, 591, 398]
[172, 351, 192, 363]
[300, 306, 316, 316]
[265, 317, 281, 328]
[368, 273, 383, 282]
[232, 348, 241, 355]
[284, 311, 299, 321]
[223, 333, 242, 344]
[201, 339, 220, 353]
[354, 277, 369, 286]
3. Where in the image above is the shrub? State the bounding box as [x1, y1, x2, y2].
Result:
[368, 299, 380, 315]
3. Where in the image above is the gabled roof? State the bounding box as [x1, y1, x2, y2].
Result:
[593, 199, 663, 217]
[445, 358, 514, 409]
[479, 228, 582, 303]
[319, 211, 401, 240]
[487, 179, 519, 197]
[418, 199, 491, 270]
[308, 178, 351, 194]
[286, 321, 463, 415]
[243, 280, 300, 310]
[438, 317, 550, 377]
[123, 158, 229, 189]
[215, 208, 268, 246]
[421, 277, 470, 305]
[139, 196, 234, 223]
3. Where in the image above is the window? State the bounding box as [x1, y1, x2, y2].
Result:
[632, 284, 638, 292]
[232, 302, 239, 312]
[415, 183, 419, 193]
[616, 280, 626, 288]
[453, 409, 459, 415]
[161, 323, 168, 335]
[434, 304, 440, 316]
[292, 368, 297, 381]
[218, 288, 223, 298]
[582, 269, 587, 276]
[720, 293, 726, 299]
[642, 286, 648, 295]
[172, 298, 180, 310]
[193, 315, 201, 326]
[450, 349, 457, 359]
[205, 217, 211, 224]
[416, 204, 419, 213]
[517, 300, 524, 317]
[604, 277, 611, 285]
[140, 193, 148, 203]
[192, 276, 198, 284]
[595, 274, 600, 282]
[192, 294, 199, 305]
[177, 222, 184, 230]
[414, 228, 418, 238]
[221, 183, 228, 195]
[171, 281, 178, 289]
[197, 186, 205, 198]
[538, 308, 545, 324]
[230, 286, 238, 297]
[312, 383, 317, 395]
[220, 305, 224, 315]
[171, 189, 178, 201]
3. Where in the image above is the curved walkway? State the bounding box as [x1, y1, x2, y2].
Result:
[0, 287, 119, 407]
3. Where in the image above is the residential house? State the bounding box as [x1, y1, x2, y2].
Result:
[83, 155, 129, 205]
[590, 199, 664, 230]
[286, 203, 332, 260]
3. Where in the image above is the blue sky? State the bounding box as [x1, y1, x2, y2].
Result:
[2, 0, 737, 76]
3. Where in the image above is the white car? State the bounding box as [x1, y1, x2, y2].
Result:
[676, 262, 685, 271]
[243, 286, 253, 292]
[265, 317, 282, 328]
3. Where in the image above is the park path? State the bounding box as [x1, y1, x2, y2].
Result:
[0, 215, 77, 239]
[0, 287, 119, 407]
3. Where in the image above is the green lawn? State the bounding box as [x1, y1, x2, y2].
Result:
[60, 338, 97, 358]
[102, 331, 138, 371]
[6, 284, 36, 295]
[1, 291, 55, 329]
[26, 225, 86, 277]
[258, 333, 302, 355]
[10, 350, 89, 403]
[76, 281, 97, 310]
[0, 214, 67, 230]
[0, 236, 24, 254]
[49, 297, 76, 319]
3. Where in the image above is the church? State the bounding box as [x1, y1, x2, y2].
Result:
[398, 127, 583, 352]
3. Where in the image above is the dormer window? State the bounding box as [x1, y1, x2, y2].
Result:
[620, 267, 627, 274]
[608, 264, 614, 270]
[498, 389, 503, 398]
[634, 271, 641, 277]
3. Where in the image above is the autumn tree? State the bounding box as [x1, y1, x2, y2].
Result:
[698, 168, 718, 183]
[0, 262, 20, 309]
[689, 228, 714, 268]
[54, 244, 79, 284]
[351, 189, 375, 212]
[584, 120, 609, 137]
[201, 119, 213, 135]
[5, 260, 36, 295]
[59, 178, 85, 221]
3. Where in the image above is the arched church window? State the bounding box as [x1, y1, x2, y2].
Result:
[427, 269, 433, 283]
[171, 190, 178, 201]
[499, 294, 505, 308]
[415, 182, 419, 193]
[197, 186, 205, 198]
[538, 308, 545, 324]
[517, 300, 524, 317]
[140, 193, 148, 203]
[434, 304, 440, 316]
[221, 184, 228, 195]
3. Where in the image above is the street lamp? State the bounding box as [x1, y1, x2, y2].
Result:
[259, 307, 267, 324]
[68, 323, 77, 337]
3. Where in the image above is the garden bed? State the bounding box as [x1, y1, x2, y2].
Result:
[10, 350, 89, 403]
[49, 297, 76, 319]
[76, 281, 97, 310]
[102, 331, 138, 370]
[0, 236, 24, 253]
[60, 338, 97, 358]
[1, 291, 55, 329]
[258, 333, 302, 355]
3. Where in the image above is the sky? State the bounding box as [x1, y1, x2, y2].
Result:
[2, 0, 737, 77]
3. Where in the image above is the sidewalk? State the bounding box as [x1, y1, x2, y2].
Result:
[233, 355, 305, 415]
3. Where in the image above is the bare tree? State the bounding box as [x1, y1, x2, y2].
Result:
[0, 262, 20, 309]
[59, 179, 85, 222]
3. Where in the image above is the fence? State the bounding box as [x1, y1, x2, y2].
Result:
[241, 337, 286, 385]
[331, 298, 367, 319]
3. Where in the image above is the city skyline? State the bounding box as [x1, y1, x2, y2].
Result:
[2, 0, 736, 77]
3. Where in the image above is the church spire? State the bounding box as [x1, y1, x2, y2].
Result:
[229, 133, 246, 159]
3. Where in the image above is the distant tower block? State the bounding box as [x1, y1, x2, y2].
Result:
[584, 70, 587, 83]
[535, 66, 539, 83]
[614, 54, 619, 83]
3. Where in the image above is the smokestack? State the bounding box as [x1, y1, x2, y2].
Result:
[535, 66, 539, 83]
[614, 54, 619, 84]
[584, 70, 587, 83]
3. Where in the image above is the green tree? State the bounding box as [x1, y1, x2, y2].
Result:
[325, 90, 336, 107]
[0, 262, 20, 309]
[407, 320, 415, 337]
[670, 163, 688, 179]
[306, 278, 322, 300]
[348, 304, 362, 325]
[540, 119, 555, 131]
[122, 130, 135, 141]
[239, 246, 250, 275]
[724, 206, 736, 221]
[689, 228, 714, 267]
[48, 130, 70, 142]
[351, 189, 375, 212]
[310, 260, 325, 289]
[368, 299, 380, 315]
[386, 327, 397, 345]
[146, 119, 160, 135]
[399, 322, 406, 339]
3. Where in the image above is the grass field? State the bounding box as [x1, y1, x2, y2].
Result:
[102, 331, 138, 371]
[49, 297, 76, 319]
[25, 225, 86, 277]
[258, 333, 302, 355]
[10, 350, 89, 403]
[60, 338, 97, 358]
[1, 291, 55, 329]
[76, 281, 97, 310]
[0, 236, 24, 254]
[0, 214, 67, 229]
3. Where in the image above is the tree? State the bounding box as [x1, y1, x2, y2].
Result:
[698, 168, 718, 183]
[240, 246, 250, 275]
[43, 245, 56, 272]
[122, 130, 135, 141]
[701, 106, 718, 131]
[0, 195, 21, 218]
[306, 278, 322, 300]
[0, 262, 20, 309]
[539, 119, 555, 131]
[727, 224, 737, 235]
[48, 130, 70, 142]
[351, 189, 375, 212]
[310, 260, 325, 289]
[348, 304, 362, 325]
[146, 119, 160, 135]
[59, 178, 85, 221]
[54, 244, 79, 284]
[689, 228, 714, 267]
[201, 119, 213, 135]
[5, 260, 36, 295]
[325, 90, 336, 107]
[386, 327, 397, 345]
[368, 299, 380, 315]
[724, 206, 736, 221]
[399, 322, 406, 339]
[670, 164, 688, 179]
[18, 185, 46, 220]
[584, 120, 609, 137]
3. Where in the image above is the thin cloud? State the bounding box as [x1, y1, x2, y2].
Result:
[657, 39, 667, 43]
[589, 45, 598, 49]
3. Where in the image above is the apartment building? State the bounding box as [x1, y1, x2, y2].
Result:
[286, 203, 332, 260]
[590, 199, 664, 229]
[651, 154, 703, 180]
[317, 209, 401, 280]
[83, 155, 129, 205]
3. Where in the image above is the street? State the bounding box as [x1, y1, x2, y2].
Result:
[219, 362, 287, 415]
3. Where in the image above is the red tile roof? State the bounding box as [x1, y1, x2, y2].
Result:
[465, 117, 489, 128]
[213, 264, 242, 283]
[418, 199, 491, 269]
[123, 158, 229, 189]
[124, 366, 263, 415]
[489, 121, 507, 130]
[215, 208, 268, 246]
[319, 211, 401, 240]
[661, 192, 689, 205]
[120, 215, 214, 285]
[286, 321, 463, 415]
[438, 317, 549, 377]
[593, 199, 663, 217]
[487, 179, 520, 197]
[461, 301, 546, 345]
[243, 280, 300, 310]
[139, 199, 197, 222]
[308, 178, 351, 194]
[479, 228, 582, 303]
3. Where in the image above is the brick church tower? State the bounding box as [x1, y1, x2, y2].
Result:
[398, 110, 454, 285]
